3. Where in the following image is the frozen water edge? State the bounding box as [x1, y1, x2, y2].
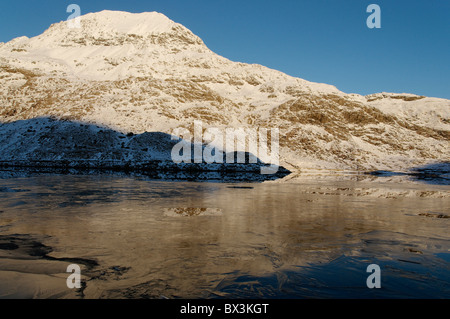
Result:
[0, 163, 291, 183]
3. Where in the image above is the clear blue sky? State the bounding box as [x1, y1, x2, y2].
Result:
[0, 0, 449, 99]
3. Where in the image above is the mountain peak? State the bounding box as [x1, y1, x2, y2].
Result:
[79, 10, 176, 35]
[27, 10, 204, 48]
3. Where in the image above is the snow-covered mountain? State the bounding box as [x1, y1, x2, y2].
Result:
[0, 10, 448, 174]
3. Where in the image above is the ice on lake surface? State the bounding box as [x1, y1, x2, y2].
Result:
[0, 174, 448, 299]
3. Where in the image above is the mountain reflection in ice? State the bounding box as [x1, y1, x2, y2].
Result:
[0, 175, 448, 299]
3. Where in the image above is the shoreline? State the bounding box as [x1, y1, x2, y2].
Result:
[0, 161, 448, 185]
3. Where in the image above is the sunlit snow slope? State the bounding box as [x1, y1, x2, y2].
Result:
[0, 10, 448, 172]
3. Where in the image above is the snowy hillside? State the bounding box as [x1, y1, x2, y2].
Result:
[0, 10, 448, 175]
[0, 117, 290, 181]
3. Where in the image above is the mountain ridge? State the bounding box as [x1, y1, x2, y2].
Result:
[0, 10, 448, 174]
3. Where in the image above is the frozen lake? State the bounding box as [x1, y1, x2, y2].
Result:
[0, 173, 448, 299]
